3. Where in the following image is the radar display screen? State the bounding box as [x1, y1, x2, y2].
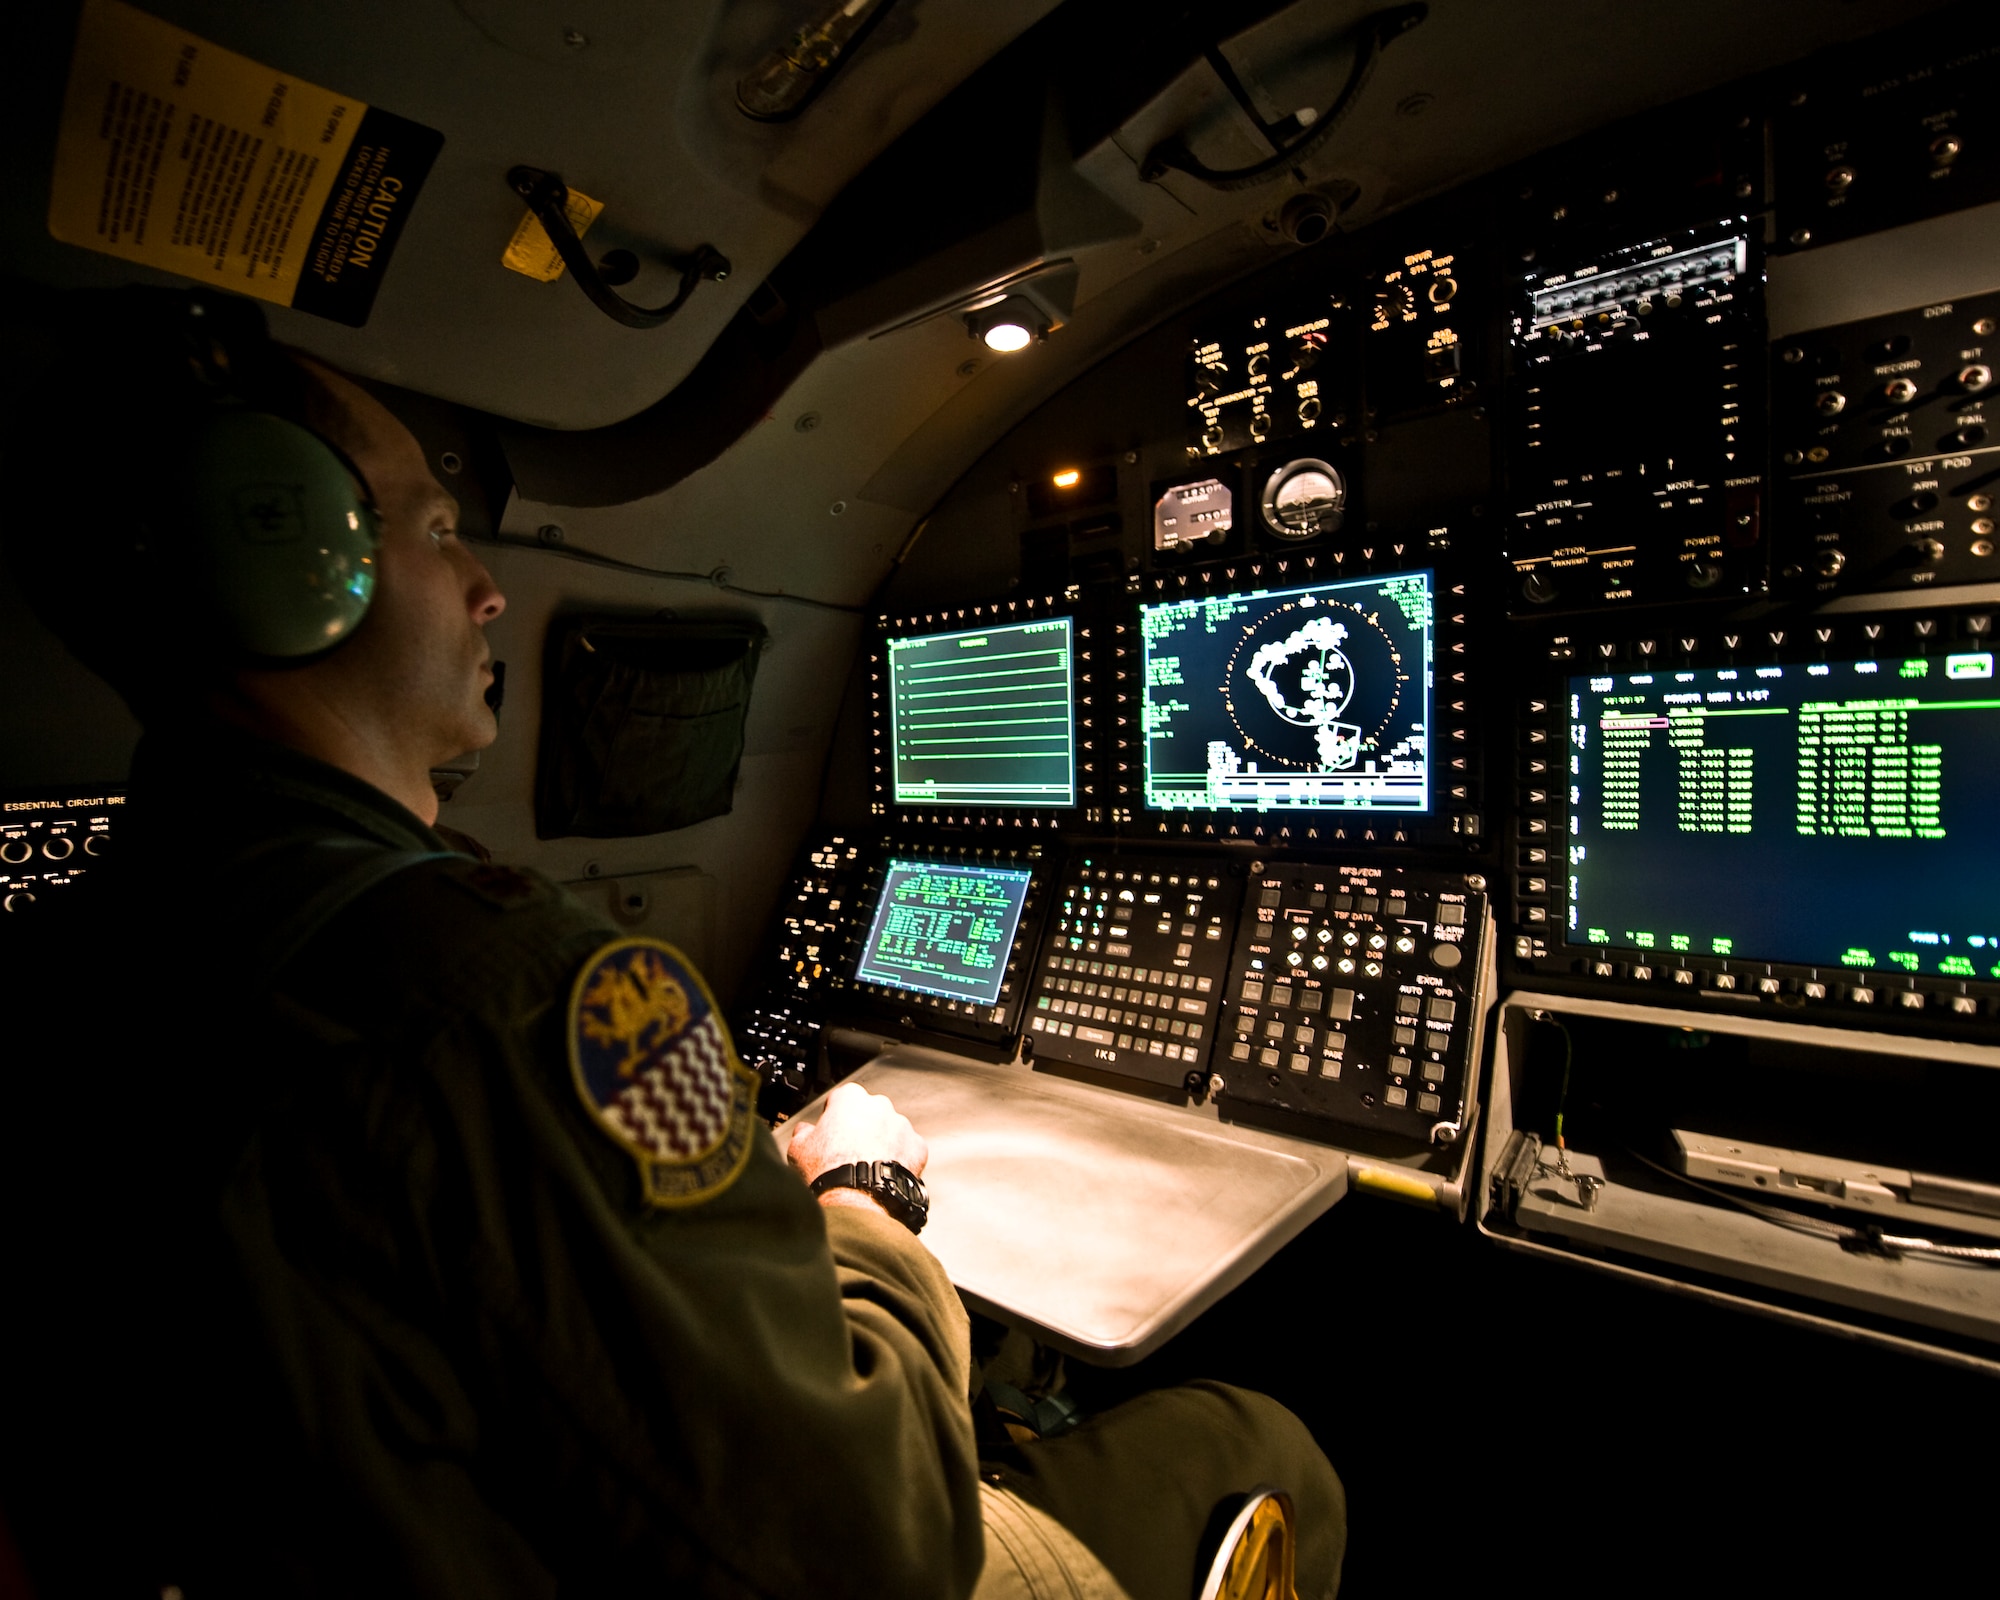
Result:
[1567, 653, 2000, 977]
[886, 618, 1076, 810]
[854, 859, 1033, 1007]
[1140, 572, 1432, 813]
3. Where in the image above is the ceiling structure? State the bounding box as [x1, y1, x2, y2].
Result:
[1, 0, 1963, 996]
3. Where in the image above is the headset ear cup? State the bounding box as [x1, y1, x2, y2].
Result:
[182, 410, 380, 660]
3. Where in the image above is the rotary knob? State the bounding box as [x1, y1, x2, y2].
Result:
[1520, 570, 1558, 605]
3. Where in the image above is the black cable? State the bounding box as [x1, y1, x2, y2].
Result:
[505, 167, 729, 331]
[1140, 4, 1428, 192]
[1624, 1145, 2000, 1267]
[482, 532, 868, 615]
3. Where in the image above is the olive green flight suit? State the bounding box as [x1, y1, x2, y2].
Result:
[85, 723, 1340, 1599]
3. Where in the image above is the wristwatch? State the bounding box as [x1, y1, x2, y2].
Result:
[808, 1159, 930, 1234]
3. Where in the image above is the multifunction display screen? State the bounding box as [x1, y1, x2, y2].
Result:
[853, 859, 1033, 1007]
[886, 618, 1076, 809]
[1567, 653, 2000, 978]
[1140, 572, 1432, 813]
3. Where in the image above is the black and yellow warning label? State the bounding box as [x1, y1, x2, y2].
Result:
[47, 0, 443, 327]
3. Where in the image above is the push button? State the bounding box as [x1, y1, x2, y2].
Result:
[1427, 997, 1457, 1023]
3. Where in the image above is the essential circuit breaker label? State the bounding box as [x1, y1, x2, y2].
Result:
[47, 0, 442, 326]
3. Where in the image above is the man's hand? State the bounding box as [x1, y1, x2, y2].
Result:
[787, 1083, 928, 1219]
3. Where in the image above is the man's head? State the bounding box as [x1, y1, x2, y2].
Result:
[5, 288, 506, 820]
[232, 355, 507, 788]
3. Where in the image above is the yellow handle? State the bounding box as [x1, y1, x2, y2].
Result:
[1350, 1165, 1438, 1207]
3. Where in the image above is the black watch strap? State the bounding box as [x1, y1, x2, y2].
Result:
[809, 1159, 929, 1234]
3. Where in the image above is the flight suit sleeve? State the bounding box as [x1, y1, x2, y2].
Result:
[377, 898, 985, 1599]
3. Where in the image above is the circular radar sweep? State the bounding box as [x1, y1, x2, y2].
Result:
[1222, 595, 1407, 772]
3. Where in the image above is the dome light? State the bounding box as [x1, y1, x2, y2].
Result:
[966, 296, 1048, 353]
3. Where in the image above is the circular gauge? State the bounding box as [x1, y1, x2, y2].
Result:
[0, 838, 30, 865]
[1260, 459, 1346, 539]
[84, 834, 108, 857]
[3, 891, 36, 913]
[1428, 276, 1458, 304]
[42, 835, 74, 860]
[1220, 595, 1408, 773]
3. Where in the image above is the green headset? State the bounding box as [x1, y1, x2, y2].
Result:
[154, 292, 382, 661]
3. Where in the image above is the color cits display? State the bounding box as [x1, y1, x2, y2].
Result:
[886, 618, 1076, 809]
[854, 859, 1034, 1007]
[1140, 572, 1433, 813]
[1566, 653, 2000, 976]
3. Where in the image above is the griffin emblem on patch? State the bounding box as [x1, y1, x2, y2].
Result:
[568, 937, 758, 1207]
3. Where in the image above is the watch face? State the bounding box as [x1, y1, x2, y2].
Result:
[879, 1161, 929, 1230]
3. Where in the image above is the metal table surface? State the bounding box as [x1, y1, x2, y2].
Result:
[776, 1046, 1348, 1364]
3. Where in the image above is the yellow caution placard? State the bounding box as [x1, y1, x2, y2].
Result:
[502, 186, 603, 282]
[47, 0, 443, 326]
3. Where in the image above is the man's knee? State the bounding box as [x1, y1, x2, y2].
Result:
[1170, 1383, 1346, 1599]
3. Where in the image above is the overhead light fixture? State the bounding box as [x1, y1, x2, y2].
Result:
[967, 296, 1048, 352]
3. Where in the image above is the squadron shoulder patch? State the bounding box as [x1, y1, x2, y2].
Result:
[568, 937, 759, 1208]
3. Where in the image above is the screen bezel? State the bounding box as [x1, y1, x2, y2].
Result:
[868, 592, 1093, 830]
[852, 855, 1034, 1009]
[1131, 566, 1437, 834]
[1559, 649, 2000, 989]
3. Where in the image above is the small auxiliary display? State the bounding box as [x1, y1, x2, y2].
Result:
[835, 842, 1050, 1054]
[855, 858, 1034, 1009]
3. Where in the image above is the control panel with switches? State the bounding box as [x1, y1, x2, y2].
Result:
[1772, 290, 2000, 596]
[1024, 849, 1247, 1091]
[1213, 862, 1489, 1144]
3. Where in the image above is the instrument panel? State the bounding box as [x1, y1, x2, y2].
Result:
[737, 8, 2000, 1150]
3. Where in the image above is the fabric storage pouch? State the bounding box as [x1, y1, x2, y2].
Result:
[535, 616, 766, 838]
